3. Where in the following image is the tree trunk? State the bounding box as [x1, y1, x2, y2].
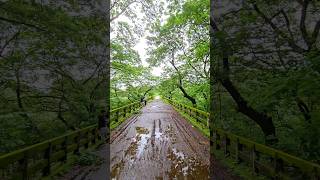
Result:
[178, 85, 196, 106]
[219, 55, 277, 144]
[220, 77, 276, 141]
[169, 50, 197, 106]
[141, 87, 152, 102]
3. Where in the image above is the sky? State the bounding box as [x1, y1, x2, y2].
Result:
[111, 3, 165, 77]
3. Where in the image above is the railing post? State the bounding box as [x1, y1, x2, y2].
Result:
[91, 128, 96, 144]
[84, 130, 89, 149]
[273, 153, 283, 179]
[214, 130, 220, 150]
[311, 167, 318, 180]
[223, 135, 230, 157]
[251, 145, 257, 174]
[74, 132, 80, 155]
[42, 142, 52, 176]
[116, 111, 119, 122]
[195, 111, 199, 122]
[61, 136, 68, 162]
[235, 138, 240, 163]
[18, 153, 28, 180]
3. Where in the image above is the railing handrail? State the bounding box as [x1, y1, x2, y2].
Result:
[0, 100, 144, 179]
[164, 97, 320, 178]
[111, 101, 141, 113]
[165, 98, 209, 116]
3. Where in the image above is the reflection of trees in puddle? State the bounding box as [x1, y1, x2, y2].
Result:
[135, 126, 149, 134]
[111, 160, 125, 180]
[167, 147, 209, 179]
[115, 125, 209, 179]
[124, 126, 151, 161]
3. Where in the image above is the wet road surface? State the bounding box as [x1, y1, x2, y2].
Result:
[110, 99, 210, 180]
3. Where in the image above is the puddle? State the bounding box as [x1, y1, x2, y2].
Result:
[125, 126, 152, 161]
[125, 138, 138, 158]
[172, 148, 185, 160]
[167, 147, 209, 179]
[155, 132, 163, 139]
[137, 133, 151, 157]
[136, 127, 149, 134]
[111, 160, 125, 180]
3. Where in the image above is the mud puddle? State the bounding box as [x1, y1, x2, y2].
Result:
[167, 147, 209, 179]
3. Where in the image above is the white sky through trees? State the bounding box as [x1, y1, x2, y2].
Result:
[111, 2, 167, 77]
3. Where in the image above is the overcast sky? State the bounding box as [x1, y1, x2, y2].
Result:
[111, 3, 167, 77]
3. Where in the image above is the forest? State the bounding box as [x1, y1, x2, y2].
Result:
[0, 0, 319, 175]
[0, 1, 108, 154]
[211, 0, 320, 164]
[113, 0, 320, 166]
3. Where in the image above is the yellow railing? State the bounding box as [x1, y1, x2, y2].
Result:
[110, 101, 142, 124]
[0, 101, 144, 179]
[164, 98, 209, 127]
[0, 125, 99, 179]
[164, 97, 320, 179]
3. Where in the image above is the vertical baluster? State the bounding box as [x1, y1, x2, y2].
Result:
[215, 130, 220, 150]
[18, 153, 28, 180]
[223, 135, 230, 157]
[42, 143, 52, 176]
[235, 138, 242, 163]
[273, 153, 283, 179]
[61, 136, 68, 162]
[84, 130, 89, 149]
[74, 132, 80, 154]
[91, 128, 96, 144]
[195, 111, 199, 122]
[116, 111, 119, 122]
[251, 145, 257, 174]
[310, 167, 318, 180]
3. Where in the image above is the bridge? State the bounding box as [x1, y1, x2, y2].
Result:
[0, 98, 319, 179]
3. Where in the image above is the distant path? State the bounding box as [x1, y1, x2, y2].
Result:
[110, 99, 210, 179]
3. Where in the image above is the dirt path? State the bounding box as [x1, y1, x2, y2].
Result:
[110, 99, 210, 180]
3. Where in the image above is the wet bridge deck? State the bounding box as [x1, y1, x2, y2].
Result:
[110, 99, 210, 179]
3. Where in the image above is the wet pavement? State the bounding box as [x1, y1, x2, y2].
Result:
[110, 99, 210, 180]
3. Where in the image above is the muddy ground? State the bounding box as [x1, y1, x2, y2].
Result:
[110, 100, 210, 180]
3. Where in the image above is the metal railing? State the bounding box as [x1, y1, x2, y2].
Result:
[0, 101, 144, 179]
[164, 98, 209, 127]
[164, 97, 320, 179]
[110, 101, 142, 126]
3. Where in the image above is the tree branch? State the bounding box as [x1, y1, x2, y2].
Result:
[0, 16, 45, 31]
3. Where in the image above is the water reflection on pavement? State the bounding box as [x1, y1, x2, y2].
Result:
[110, 100, 210, 180]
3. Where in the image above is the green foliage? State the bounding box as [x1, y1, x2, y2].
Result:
[211, 0, 320, 162]
[0, 1, 107, 153]
[148, 0, 209, 110]
[77, 152, 99, 166]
